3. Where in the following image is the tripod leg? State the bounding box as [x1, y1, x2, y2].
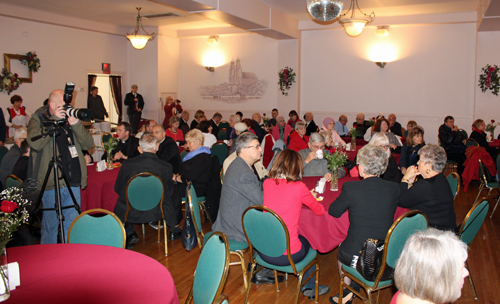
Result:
[58, 167, 81, 214]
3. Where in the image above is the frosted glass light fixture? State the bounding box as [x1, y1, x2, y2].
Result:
[338, 0, 374, 37]
[306, 0, 344, 22]
[127, 7, 156, 50]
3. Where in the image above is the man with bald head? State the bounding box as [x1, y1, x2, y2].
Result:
[388, 113, 403, 136]
[334, 115, 349, 136]
[27, 89, 93, 244]
[353, 113, 369, 138]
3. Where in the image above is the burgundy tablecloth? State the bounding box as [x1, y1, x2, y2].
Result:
[342, 137, 368, 146]
[7, 244, 180, 304]
[489, 139, 500, 148]
[298, 176, 409, 253]
[80, 164, 120, 212]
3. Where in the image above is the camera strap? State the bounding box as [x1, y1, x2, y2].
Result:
[60, 125, 79, 158]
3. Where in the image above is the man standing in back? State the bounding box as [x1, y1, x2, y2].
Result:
[124, 84, 144, 134]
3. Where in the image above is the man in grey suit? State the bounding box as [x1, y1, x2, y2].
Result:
[212, 132, 283, 285]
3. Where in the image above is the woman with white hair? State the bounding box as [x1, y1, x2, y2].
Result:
[369, 133, 402, 183]
[399, 144, 457, 231]
[288, 121, 309, 152]
[228, 122, 249, 155]
[328, 145, 400, 304]
[391, 228, 469, 304]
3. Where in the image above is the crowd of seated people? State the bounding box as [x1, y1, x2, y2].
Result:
[0, 102, 483, 303]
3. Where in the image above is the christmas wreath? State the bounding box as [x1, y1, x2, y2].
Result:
[278, 66, 296, 96]
[0, 69, 21, 95]
[478, 64, 500, 96]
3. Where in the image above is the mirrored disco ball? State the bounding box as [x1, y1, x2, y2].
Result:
[306, 0, 344, 22]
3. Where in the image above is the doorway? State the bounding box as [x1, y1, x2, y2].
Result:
[89, 74, 120, 124]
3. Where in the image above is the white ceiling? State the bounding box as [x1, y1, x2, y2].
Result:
[0, 0, 481, 30]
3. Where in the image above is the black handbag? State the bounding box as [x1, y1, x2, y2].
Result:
[356, 238, 394, 282]
[181, 185, 198, 251]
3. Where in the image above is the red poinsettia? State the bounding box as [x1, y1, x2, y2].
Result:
[1, 200, 18, 213]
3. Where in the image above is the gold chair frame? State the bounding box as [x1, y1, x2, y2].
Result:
[243, 206, 320, 304]
[474, 159, 500, 206]
[5, 174, 22, 187]
[68, 208, 126, 248]
[124, 172, 168, 256]
[458, 198, 489, 300]
[447, 171, 461, 200]
[100, 132, 113, 147]
[339, 210, 428, 304]
[187, 185, 249, 290]
[185, 231, 230, 304]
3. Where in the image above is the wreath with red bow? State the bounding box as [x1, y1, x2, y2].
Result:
[478, 64, 500, 96]
[278, 66, 296, 96]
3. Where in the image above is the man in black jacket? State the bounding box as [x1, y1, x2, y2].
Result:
[113, 134, 181, 248]
[304, 112, 318, 136]
[152, 125, 181, 174]
[123, 84, 144, 134]
[438, 116, 466, 174]
[210, 112, 222, 138]
[251, 112, 268, 142]
[179, 110, 190, 136]
[104, 122, 139, 162]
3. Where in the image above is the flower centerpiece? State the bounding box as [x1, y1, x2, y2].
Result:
[325, 146, 348, 191]
[367, 117, 376, 127]
[21, 51, 41, 73]
[349, 127, 358, 150]
[0, 69, 21, 95]
[478, 64, 500, 96]
[262, 113, 270, 126]
[0, 187, 32, 301]
[486, 119, 499, 139]
[103, 135, 119, 169]
[278, 66, 296, 96]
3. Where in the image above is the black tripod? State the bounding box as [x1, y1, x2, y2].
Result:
[31, 120, 81, 243]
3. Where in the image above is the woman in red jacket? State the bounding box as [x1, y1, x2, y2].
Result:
[262, 149, 329, 300]
[287, 121, 309, 152]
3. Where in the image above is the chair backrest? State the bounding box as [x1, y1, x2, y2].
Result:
[68, 208, 126, 248]
[466, 139, 479, 149]
[384, 211, 428, 270]
[459, 199, 489, 246]
[187, 182, 204, 250]
[242, 206, 298, 274]
[478, 159, 489, 186]
[5, 174, 22, 188]
[192, 232, 230, 304]
[497, 154, 500, 180]
[459, 128, 468, 139]
[211, 143, 229, 167]
[218, 122, 230, 130]
[125, 173, 164, 221]
[217, 129, 227, 141]
[446, 172, 460, 199]
[101, 132, 112, 147]
[180, 149, 188, 161]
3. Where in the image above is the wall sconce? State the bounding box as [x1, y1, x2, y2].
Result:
[375, 26, 389, 36]
[205, 67, 215, 72]
[207, 35, 219, 44]
[375, 62, 387, 68]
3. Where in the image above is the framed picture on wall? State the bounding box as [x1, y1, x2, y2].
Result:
[3, 53, 32, 83]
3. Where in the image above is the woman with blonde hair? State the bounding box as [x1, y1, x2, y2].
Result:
[263, 149, 329, 299]
[391, 228, 469, 304]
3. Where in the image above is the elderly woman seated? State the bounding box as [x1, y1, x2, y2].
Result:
[365, 118, 402, 153]
[368, 133, 402, 183]
[329, 145, 400, 304]
[288, 121, 309, 152]
[391, 228, 469, 304]
[197, 120, 217, 148]
[298, 132, 346, 181]
[399, 144, 457, 231]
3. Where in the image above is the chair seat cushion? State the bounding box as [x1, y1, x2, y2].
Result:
[255, 247, 317, 273]
[204, 231, 248, 251]
[486, 182, 499, 188]
[342, 265, 393, 288]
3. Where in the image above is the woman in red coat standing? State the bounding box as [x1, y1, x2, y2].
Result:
[162, 96, 183, 128]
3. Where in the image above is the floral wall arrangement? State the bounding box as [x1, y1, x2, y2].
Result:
[478, 64, 499, 96]
[1, 51, 41, 95]
[278, 66, 296, 96]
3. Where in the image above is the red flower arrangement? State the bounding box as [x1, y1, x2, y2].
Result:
[478, 64, 500, 96]
[278, 66, 296, 96]
[0, 68, 21, 95]
[21, 51, 41, 73]
[0, 187, 31, 249]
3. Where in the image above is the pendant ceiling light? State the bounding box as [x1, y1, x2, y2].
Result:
[127, 7, 156, 50]
[306, 0, 344, 22]
[338, 0, 375, 37]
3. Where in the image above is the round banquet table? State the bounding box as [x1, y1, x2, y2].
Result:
[80, 163, 120, 212]
[298, 176, 409, 253]
[6, 243, 180, 304]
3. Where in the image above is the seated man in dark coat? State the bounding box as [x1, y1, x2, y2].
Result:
[152, 125, 182, 174]
[12, 139, 30, 181]
[113, 134, 180, 249]
[438, 115, 466, 175]
[102, 122, 139, 162]
[353, 113, 370, 138]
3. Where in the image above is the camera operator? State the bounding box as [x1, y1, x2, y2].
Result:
[27, 89, 93, 244]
